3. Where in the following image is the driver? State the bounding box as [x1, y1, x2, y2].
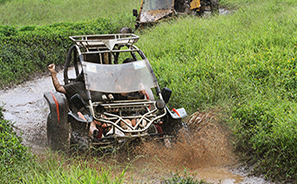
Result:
[48, 63, 87, 101]
[48, 63, 102, 102]
[48, 63, 102, 138]
[117, 58, 153, 100]
[90, 58, 153, 138]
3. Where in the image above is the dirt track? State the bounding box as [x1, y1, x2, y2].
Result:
[0, 69, 272, 183]
[0, 72, 59, 152]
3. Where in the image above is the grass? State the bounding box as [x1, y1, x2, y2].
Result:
[0, 0, 140, 29]
[135, 0, 297, 181]
[1, 0, 297, 182]
[136, 0, 297, 113]
[22, 152, 127, 184]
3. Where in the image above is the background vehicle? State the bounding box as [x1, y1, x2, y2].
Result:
[44, 34, 187, 152]
[133, 0, 219, 29]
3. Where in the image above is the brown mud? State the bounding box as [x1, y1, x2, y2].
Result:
[0, 69, 272, 183]
[97, 113, 272, 183]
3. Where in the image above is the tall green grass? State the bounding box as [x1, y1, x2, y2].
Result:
[136, 0, 297, 182]
[0, 0, 139, 29]
[137, 0, 297, 112]
[22, 152, 127, 184]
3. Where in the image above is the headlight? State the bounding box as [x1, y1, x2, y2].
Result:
[155, 99, 165, 110]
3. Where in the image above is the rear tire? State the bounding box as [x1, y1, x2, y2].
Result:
[47, 113, 70, 151]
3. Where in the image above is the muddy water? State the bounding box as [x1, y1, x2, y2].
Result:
[124, 112, 273, 184]
[0, 70, 272, 183]
[0, 72, 62, 152]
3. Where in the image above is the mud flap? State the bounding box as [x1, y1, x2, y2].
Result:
[44, 92, 69, 151]
[167, 106, 187, 119]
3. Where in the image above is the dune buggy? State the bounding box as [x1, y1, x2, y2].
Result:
[44, 34, 187, 152]
[133, 0, 219, 29]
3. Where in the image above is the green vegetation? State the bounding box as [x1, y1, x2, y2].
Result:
[0, 105, 32, 183]
[22, 154, 127, 184]
[0, 0, 139, 88]
[0, 19, 117, 88]
[1, 0, 297, 183]
[0, 0, 139, 28]
[137, 0, 297, 182]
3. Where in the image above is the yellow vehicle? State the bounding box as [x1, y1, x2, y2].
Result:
[133, 0, 219, 29]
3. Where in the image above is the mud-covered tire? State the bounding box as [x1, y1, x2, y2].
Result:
[174, 122, 191, 142]
[47, 113, 70, 151]
[70, 131, 89, 153]
[162, 120, 189, 143]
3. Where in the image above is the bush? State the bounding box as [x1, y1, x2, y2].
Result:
[0, 25, 16, 36]
[0, 105, 33, 183]
[0, 18, 118, 88]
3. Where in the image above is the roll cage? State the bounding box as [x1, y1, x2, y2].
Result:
[45, 33, 186, 152]
[64, 34, 173, 139]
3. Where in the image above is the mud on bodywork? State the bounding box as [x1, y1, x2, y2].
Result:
[134, 0, 219, 29]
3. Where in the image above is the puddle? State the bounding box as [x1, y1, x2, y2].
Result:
[0, 72, 61, 152]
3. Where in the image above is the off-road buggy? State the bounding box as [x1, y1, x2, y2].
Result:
[44, 34, 187, 152]
[133, 0, 219, 29]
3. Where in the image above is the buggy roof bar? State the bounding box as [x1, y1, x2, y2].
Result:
[69, 34, 140, 52]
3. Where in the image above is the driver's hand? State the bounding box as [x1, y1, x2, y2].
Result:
[48, 63, 56, 73]
[139, 90, 146, 95]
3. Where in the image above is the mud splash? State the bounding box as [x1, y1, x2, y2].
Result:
[0, 70, 272, 183]
[113, 112, 272, 183]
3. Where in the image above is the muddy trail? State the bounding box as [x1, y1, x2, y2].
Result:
[0, 70, 272, 184]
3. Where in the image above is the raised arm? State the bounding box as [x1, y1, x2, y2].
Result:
[48, 63, 66, 94]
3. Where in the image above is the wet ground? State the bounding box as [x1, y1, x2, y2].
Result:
[0, 72, 60, 152]
[0, 69, 272, 183]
